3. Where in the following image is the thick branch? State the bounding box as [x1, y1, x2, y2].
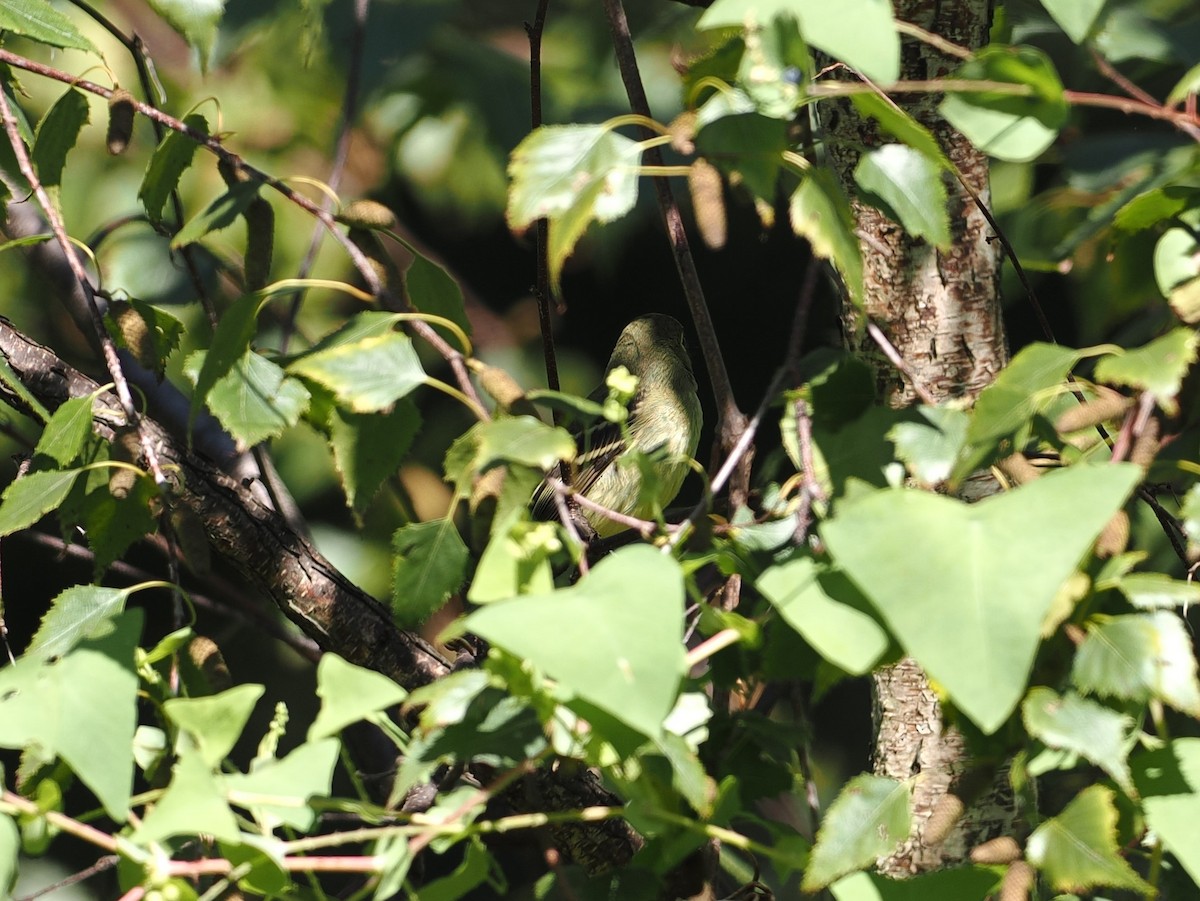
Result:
[0, 318, 640, 873]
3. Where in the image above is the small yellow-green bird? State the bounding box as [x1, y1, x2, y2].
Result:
[532, 313, 703, 537]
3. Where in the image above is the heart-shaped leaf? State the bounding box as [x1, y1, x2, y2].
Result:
[464, 545, 686, 738]
[821, 464, 1141, 733]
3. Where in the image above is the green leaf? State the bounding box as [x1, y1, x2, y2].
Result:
[821, 464, 1142, 733]
[78, 477, 159, 576]
[888, 406, 969, 485]
[288, 332, 424, 413]
[756, 558, 888, 676]
[416, 838, 491, 901]
[186, 350, 310, 450]
[330, 401, 421, 517]
[465, 545, 687, 738]
[145, 0, 226, 71]
[184, 292, 265, 434]
[802, 774, 911, 891]
[0, 813, 17, 897]
[1093, 328, 1199, 416]
[965, 342, 1082, 444]
[165, 685, 266, 768]
[1133, 738, 1200, 888]
[106, 298, 185, 377]
[172, 179, 262, 249]
[1022, 687, 1134, 793]
[130, 751, 241, 844]
[1026, 785, 1151, 894]
[0, 610, 143, 820]
[1072, 612, 1200, 716]
[32, 88, 90, 189]
[1117, 572, 1200, 609]
[1154, 209, 1200, 297]
[25, 585, 130, 661]
[309, 654, 408, 741]
[223, 738, 339, 831]
[33, 396, 94, 468]
[939, 45, 1068, 163]
[474, 416, 576, 472]
[0, 0, 98, 53]
[830, 868, 1000, 901]
[854, 145, 951, 248]
[694, 111, 789, 201]
[789, 168, 864, 306]
[391, 235, 472, 341]
[0, 468, 82, 537]
[849, 94, 951, 170]
[468, 520, 558, 604]
[1039, 0, 1107, 43]
[698, 0, 900, 85]
[140, 114, 208, 224]
[390, 519, 469, 627]
[1112, 185, 1198, 234]
[1167, 61, 1200, 107]
[506, 125, 642, 294]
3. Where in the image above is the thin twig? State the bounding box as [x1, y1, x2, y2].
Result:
[1089, 47, 1163, 109]
[546, 476, 655, 537]
[893, 19, 972, 60]
[281, 0, 372, 353]
[68, 0, 218, 327]
[600, 0, 746, 462]
[867, 321, 938, 405]
[0, 48, 488, 419]
[14, 854, 120, 901]
[0, 78, 168, 486]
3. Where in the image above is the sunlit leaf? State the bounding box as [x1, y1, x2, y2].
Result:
[0, 0, 97, 53]
[1026, 785, 1151, 894]
[391, 518, 469, 627]
[802, 775, 910, 890]
[854, 144, 951, 248]
[0, 468, 82, 537]
[1093, 328, 1199, 416]
[1022, 687, 1134, 793]
[1133, 739, 1200, 887]
[186, 350, 310, 449]
[140, 113, 208, 224]
[288, 332, 425, 413]
[309, 654, 407, 741]
[145, 0, 226, 71]
[789, 168, 864, 306]
[32, 88, 89, 189]
[822, 464, 1141, 733]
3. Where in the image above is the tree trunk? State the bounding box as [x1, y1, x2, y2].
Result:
[818, 0, 1011, 874]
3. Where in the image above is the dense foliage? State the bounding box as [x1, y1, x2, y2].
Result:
[1, 0, 1200, 899]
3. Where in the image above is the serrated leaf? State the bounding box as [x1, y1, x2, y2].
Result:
[965, 342, 1082, 445]
[821, 464, 1142, 733]
[0, 0, 98, 53]
[1022, 687, 1134, 793]
[1026, 785, 1151, 894]
[789, 168, 864, 306]
[288, 332, 424, 413]
[33, 396, 94, 468]
[1072, 611, 1200, 716]
[79, 477, 159, 575]
[1093, 328, 1198, 416]
[165, 685, 265, 769]
[1133, 738, 1200, 888]
[464, 545, 687, 738]
[854, 144, 951, 248]
[0, 611, 142, 820]
[1117, 572, 1200, 610]
[390, 519, 469, 628]
[330, 401, 421, 517]
[145, 0, 226, 71]
[698, 0, 900, 85]
[391, 235, 472, 341]
[756, 558, 888, 676]
[309, 654, 407, 741]
[140, 114, 208, 223]
[186, 350, 309, 450]
[32, 88, 89, 189]
[0, 468, 82, 537]
[939, 45, 1068, 163]
[184, 292, 264, 434]
[172, 179, 262, 249]
[475, 416, 576, 472]
[506, 125, 642, 294]
[802, 775, 911, 890]
[1039, 0, 1107, 43]
[25, 585, 130, 661]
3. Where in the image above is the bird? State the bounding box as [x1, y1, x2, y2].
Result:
[532, 313, 702, 537]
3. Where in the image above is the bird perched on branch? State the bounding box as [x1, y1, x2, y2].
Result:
[532, 313, 702, 537]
